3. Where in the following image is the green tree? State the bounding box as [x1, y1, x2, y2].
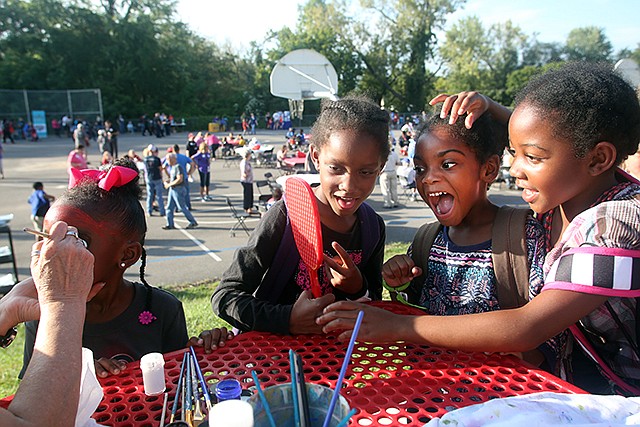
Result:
[360, 0, 463, 111]
[437, 16, 528, 105]
[564, 26, 612, 62]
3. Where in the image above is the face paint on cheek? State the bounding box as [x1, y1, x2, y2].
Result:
[45, 205, 120, 238]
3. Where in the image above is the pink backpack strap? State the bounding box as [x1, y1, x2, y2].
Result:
[569, 324, 640, 395]
[543, 246, 640, 297]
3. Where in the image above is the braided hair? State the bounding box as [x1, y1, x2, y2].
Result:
[59, 158, 157, 324]
[311, 95, 391, 162]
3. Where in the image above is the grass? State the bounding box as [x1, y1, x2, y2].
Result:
[0, 242, 411, 398]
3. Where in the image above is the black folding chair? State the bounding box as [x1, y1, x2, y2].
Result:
[255, 180, 272, 212]
[226, 197, 251, 237]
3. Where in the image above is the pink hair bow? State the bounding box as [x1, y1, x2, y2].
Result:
[68, 166, 138, 191]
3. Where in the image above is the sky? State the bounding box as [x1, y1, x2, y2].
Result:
[176, 0, 639, 54]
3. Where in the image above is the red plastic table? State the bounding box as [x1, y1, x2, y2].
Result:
[91, 301, 584, 426]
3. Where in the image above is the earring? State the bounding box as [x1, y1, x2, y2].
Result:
[120, 262, 126, 268]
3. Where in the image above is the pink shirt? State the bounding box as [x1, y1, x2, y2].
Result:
[68, 150, 87, 170]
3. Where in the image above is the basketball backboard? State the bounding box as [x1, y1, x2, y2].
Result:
[270, 49, 338, 101]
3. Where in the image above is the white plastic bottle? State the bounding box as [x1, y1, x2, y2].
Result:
[208, 399, 254, 427]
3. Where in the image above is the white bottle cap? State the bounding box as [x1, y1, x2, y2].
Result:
[209, 399, 254, 427]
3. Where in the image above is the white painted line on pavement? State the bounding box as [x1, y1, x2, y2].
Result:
[176, 226, 223, 262]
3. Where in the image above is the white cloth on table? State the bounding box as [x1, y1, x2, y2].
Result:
[76, 348, 105, 427]
[423, 391, 640, 427]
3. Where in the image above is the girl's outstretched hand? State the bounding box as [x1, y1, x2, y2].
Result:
[316, 301, 410, 342]
[95, 357, 127, 378]
[323, 241, 363, 295]
[429, 91, 490, 129]
[290, 290, 336, 335]
[382, 255, 422, 287]
[189, 327, 235, 354]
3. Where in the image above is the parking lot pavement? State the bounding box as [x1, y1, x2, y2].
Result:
[0, 130, 527, 288]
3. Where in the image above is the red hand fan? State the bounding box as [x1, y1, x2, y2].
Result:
[285, 177, 323, 298]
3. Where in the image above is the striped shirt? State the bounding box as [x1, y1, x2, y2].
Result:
[542, 182, 640, 385]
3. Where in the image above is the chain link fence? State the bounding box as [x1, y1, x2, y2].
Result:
[0, 88, 103, 133]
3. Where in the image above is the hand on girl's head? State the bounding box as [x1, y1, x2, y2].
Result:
[189, 327, 235, 354]
[429, 91, 489, 129]
[323, 241, 363, 295]
[382, 255, 422, 288]
[95, 357, 127, 378]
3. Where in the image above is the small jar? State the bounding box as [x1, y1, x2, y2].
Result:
[139, 352, 166, 396]
[215, 378, 242, 401]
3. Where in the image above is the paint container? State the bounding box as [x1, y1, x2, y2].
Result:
[140, 352, 166, 396]
[215, 378, 242, 401]
[249, 383, 350, 427]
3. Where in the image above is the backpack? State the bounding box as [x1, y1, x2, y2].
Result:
[388, 205, 531, 310]
[255, 202, 381, 303]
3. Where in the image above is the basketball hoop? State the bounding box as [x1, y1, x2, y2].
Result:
[270, 49, 339, 101]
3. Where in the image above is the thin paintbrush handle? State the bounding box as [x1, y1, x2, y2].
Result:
[322, 310, 364, 427]
[251, 370, 277, 427]
[289, 349, 301, 427]
[170, 352, 188, 423]
[159, 392, 168, 427]
[23, 227, 51, 239]
[335, 408, 358, 427]
[189, 346, 212, 409]
[295, 352, 310, 427]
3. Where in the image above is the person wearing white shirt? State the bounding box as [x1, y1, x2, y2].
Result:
[380, 145, 400, 208]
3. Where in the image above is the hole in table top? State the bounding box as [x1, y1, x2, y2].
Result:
[109, 396, 122, 403]
[431, 397, 444, 403]
[451, 396, 463, 402]
[127, 395, 140, 403]
[95, 415, 111, 422]
[492, 385, 505, 392]
[131, 404, 144, 412]
[373, 396, 389, 406]
[111, 404, 126, 413]
[496, 376, 508, 383]
[546, 383, 560, 390]
[455, 387, 469, 393]
[426, 406, 439, 413]
[509, 384, 524, 392]
[473, 386, 486, 392]
[498, 367, 513, 375]
[357, 418, 374, 425]
[528, 383, 543, 391]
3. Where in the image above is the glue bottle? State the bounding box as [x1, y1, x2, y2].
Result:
[208, 399, 254, 427]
